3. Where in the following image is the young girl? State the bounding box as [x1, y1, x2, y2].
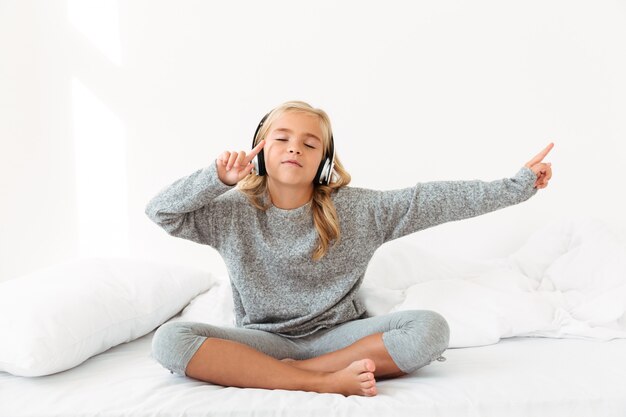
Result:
[145, 100, 553, 397]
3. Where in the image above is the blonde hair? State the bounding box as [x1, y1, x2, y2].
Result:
[237, 100, 352, 261]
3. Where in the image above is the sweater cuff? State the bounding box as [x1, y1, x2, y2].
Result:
[516, 166, 539, 195]
[204, 159, 237, 191]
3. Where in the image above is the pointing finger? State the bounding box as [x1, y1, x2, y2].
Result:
[525, 142, 554, 168]
[246, 139, 266, 164]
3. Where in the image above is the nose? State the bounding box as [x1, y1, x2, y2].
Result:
[288, 145, 302, 155]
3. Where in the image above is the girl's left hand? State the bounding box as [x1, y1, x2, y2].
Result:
[524, 143, 554, 189]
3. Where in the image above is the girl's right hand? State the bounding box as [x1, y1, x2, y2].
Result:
[216, 139, 266, 186]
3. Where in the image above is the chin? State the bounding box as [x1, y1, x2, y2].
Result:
[269, 175, 314, 187]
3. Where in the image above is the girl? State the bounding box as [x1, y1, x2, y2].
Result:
[146, 100, 553, 397]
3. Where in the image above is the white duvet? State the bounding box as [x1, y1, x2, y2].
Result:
[172, 216, 626, 348]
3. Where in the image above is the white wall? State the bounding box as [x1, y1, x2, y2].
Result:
[1, 0, 625, 282]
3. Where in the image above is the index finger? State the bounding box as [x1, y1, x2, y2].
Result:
[525, 142, 554, 167]
[246, 139, 266, 163]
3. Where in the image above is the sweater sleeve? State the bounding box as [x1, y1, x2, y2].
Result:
[144, 160, 235, 247]
[371, 166, 539, 244]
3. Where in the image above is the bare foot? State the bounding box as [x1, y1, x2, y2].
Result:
[320, 359, 377, 397]
[280, 358, 297, 363]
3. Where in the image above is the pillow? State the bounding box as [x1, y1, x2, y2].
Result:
[363, 238, 504, 290]
[0, 257, 215, 377]
[166, 274, 236, 327]
[508, 215, 626, 327]
[390, 267, 555, 348]
[506, 215, 626, 283]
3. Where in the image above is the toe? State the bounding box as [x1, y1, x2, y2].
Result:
[361, 380, 375, 389]
[359, 372, 373, 382]
[364, 358, 376, 373]
[354, 358, 375, 373]
[350, 359, 373, 374]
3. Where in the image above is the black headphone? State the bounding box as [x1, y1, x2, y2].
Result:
[251, 112, 335, 185]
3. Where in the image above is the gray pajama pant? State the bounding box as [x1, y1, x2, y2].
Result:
[151, 310, 450, 377]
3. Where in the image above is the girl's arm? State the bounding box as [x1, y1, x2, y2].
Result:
[144, 140, 265, 247]
[144, 160, 235, 247]
[371, 166, 540, 244]
[371, 143, 554, 244]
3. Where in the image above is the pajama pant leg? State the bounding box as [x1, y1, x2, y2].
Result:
[150, 321, 302, 377]
[302, 310, 450, 374]
[151, 310, 449, 378]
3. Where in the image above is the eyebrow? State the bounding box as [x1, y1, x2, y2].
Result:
[271, 128, 322, 142]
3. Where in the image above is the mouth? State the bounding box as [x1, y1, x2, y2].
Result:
[282, 160, 303, 167]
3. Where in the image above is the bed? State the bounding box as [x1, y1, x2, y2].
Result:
[2, 331, 625, 417]
[1, 215, 625, 416]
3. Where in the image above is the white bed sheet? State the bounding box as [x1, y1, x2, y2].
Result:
[1, 331, 625, 417]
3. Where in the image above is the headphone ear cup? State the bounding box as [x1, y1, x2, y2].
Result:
[252, 112, 270, 176]
[323, 158, 335, 185]
[315, 157, 335, 185]
[315, 134, 335, 185]
[252, 155, 259, 174]
[257, 148, 266, 176]
[314, 157, 326, 184]
[327, 161, 334, 184]
[320, 159, 330, 185]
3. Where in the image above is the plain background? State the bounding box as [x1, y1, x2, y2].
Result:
[1, 0, 625, 282]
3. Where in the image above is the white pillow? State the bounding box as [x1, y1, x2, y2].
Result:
[166, 274, 236, 327]
[508, 215, 626, 327]
[363, 238, 503, 290]
[0, 257, 215, 377]
[390, 267, 555, 348]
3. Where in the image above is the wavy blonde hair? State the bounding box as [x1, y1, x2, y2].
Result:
[237, 100, 352, 261]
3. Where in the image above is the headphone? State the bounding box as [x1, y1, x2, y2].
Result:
[251, 111, 335, 185]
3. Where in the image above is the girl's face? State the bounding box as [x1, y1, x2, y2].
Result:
[263, 111, 325, 188]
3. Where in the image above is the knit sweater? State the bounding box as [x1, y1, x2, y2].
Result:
[145, 161, 538, 338]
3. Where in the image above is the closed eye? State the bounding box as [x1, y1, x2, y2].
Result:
[275, 138, 316, 149]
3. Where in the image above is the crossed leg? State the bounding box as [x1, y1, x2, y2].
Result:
[185, 336, 379, 396]
[279, 310, 450, 381]
[152, 310, 449, 397]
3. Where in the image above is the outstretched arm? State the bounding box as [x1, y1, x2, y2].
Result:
[369, 143, 555, 244]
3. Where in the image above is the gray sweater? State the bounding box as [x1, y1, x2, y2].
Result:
[145, 161, 538, 338]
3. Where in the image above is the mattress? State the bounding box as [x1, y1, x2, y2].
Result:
[1, 331, 625, 417]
